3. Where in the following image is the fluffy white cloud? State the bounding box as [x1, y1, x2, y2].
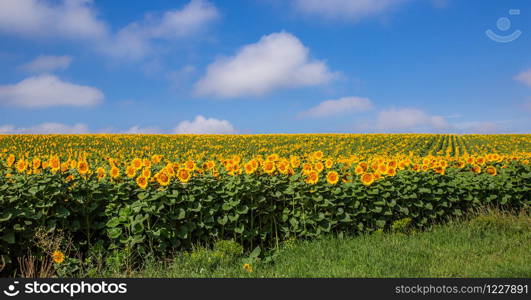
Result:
[0, 74, 103, 108]
[125, 126, 161, 134]
[300, 96, 372, 118]
[19, 55, 72, 73]
[0, 0, 219, 59]
[0, 0, 107, 40]
[195, 32, 336, 98]
[0, 122, 89, 134]
[292, 0, 410, 21]
[514, 69, 531, 87]
[173, 115, 236, 134]
[105, 0, 219, 59]
[376, 108, 448, 131]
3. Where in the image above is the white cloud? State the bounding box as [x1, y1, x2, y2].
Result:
[0, 0, 219, 59]
[376, 108, 448, 131]
[173, 115, 236, 134]
[0, 0, 107, 40]
[125, 126, 161, 134]
[195, 32, 336, 98]
[514, 69, 531, 87]
[0, 122, 89, 134]
[292, 0, 410, 21]
[19, 55, 72, 73]
[300, 96, 372, 118]
[105, 0, 219, 59]
[0, 74, 103, 108]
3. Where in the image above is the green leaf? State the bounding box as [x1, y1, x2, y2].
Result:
[0, 213, 12, 222]
[177, 208, 186, 220]
[376, 219, 386, 228]
[249, 246, 261, 258]
[1, 231, 15, 244]
[107, 227, 122, 239]
[106, 217, 120, 228]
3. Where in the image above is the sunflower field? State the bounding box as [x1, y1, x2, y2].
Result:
[0, 134, 530, 273]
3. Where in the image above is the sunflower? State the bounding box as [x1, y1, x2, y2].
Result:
[110, 166, 120, 179]
[96, 167, 105, 180]
[142, 158, 151, 168]
[156, 171, 170, 186]
[326, 171, 339, 185]
[314, 162, 324, 173]
[206, 160, 216, 170]
[277, 161, 290, 175]
[142, 167, 151, 178]
[15, 159, 27, 173]
[60, 162, 69, 173]
[413, 164, 420, 172]
[305, 170, 319, 184]
[313, 151, 324, 160]
[263, 161, 275, 175]
[386, 168, 396, 176]
[185, 160, 196, 171]
[354, 165, 364, 175]
[77, 160, 89, 175]
[302, 163, 313, 174]
[243, 263, 253, 273]
[164, 163, 175, 177]
[177, 168, 191, 183]
[51, 250, 65, 264]
[388, 160, 397, 169]
[7, 154, 15, 167]
[290, 156, 300, 168]
[267, 153, 279, 162]
[136, 175, 148, 189]
[325, 159, 333, 169]
[244, 161, 256, 175]
[251, 159, 259, 169]
[378, 164, 388, 175]
[433, 166, 445, 175]
[132, 158, 143, 170]
[485, 166, 497, 176]
[471, 164, 481, 174]
[440, 160, 448, 168]
[32, 157, 41, 170]
[126, 166, 136, 178]
[50, 156, 61, 172]
[151, 154, 162, 164]
[361, 173, 374, 186]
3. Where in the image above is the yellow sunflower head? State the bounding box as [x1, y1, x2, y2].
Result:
[136, 175, 148, 189]
[51, 250, 65, 264]
[326, 171, 339, 185]
[361, 173, 374, 186]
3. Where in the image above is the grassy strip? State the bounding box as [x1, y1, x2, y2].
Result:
[115, 209, 530, 278]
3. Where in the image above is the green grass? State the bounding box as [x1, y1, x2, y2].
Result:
[103, 210, 531, 278]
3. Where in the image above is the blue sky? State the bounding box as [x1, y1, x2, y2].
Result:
[0, 0, 530, 134]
